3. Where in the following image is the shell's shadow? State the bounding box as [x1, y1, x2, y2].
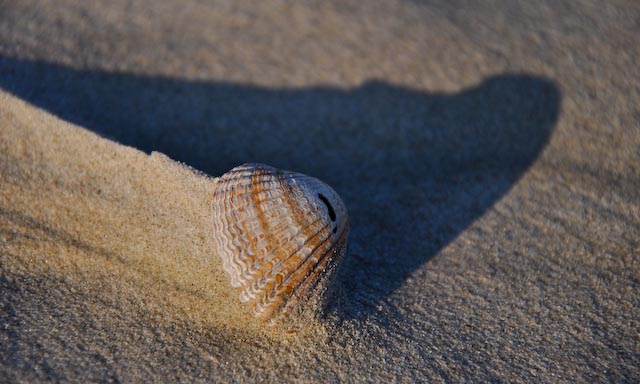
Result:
[0, 57, 561, 322]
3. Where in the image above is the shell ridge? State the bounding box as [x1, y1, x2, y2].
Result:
[213, 178, 288, 199]
[276, 227, 334, 296]
[243, 167, 283, 288]
[274, 224, 348, 310]
[224, 168, 304, 288]
[236, 169, 288, 283]
[225, 189, 253, 287]
[255, 226, 334, 318]
[213, 192, 241, 285]
[223, 191, 245, 285]
[241, 220, 330, 302]
[256, 219, 328, 283]
[246, 169, 318, 316]
[272, 227, 348, 319]
[238, 168, 306, 302]
[244, 213, 325, 279]
[211, 195, 231, 273]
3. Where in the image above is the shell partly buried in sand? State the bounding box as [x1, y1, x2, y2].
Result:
[211, 164, 349, 326]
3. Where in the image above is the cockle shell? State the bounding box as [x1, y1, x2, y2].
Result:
[211, 163, 349, 326]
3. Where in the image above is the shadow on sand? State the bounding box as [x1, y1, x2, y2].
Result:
[0, 57, 560, 322]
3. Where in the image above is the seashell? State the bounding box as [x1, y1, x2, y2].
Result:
[211, 163, 349, 326]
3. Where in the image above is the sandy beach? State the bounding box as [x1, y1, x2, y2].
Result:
[1, 0, 639, 382]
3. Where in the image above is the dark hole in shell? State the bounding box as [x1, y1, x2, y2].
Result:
[318, 193, 336, 222]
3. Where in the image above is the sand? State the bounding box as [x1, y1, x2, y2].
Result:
[1, 0, 639, 382]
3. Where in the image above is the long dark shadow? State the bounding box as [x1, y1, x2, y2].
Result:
[0, 57, 560, 321]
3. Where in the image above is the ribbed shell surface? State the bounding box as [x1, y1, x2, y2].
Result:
[211, 164, 349, 324]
